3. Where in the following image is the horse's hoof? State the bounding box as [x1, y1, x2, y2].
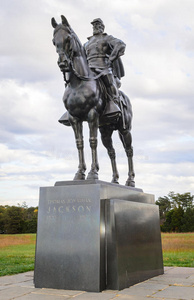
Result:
[111, 178, 119, 184]
[73, 172, 85, 181]
[125, 179, 135, 187]
[86, 171, 98, 180]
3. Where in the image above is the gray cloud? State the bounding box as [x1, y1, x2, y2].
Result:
[0, 0, 194, 206]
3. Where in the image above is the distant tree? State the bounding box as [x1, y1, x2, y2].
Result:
[156, 196, 171, 224]
[4, 206, 24, 234]
[0, 206, 5, 233]
[161, 210, 174, 232]
[169, 192, 194, 211]
[1, 204, 38, 234]
[171, 207, 184, 232]
[22, 207, 38, 233]
[180, 207, 194, 232]
[156, 192, 194, 232]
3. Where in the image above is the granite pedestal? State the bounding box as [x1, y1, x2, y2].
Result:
[34, 180, 163, 292]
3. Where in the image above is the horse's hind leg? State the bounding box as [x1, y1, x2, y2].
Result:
[69, 117, 86, 180]
[119, 130, 135, 187]
[100, 126, 119, 184]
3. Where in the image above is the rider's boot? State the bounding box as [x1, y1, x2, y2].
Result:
[103, 98, 121, 117]
[100, 96, 121, 125]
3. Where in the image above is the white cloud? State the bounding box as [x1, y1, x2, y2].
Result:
[0, 0, 194, 206]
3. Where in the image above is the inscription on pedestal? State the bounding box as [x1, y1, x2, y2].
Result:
[34, 184, 105, 292]
[47, 198, 92, 213]
[34, 181, 163, 292]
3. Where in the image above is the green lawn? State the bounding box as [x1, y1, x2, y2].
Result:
[0, 234, 36, 276]
[163, 251, 194, 267]
[0, 233, 194, 276]
[161, 232, 194, 268]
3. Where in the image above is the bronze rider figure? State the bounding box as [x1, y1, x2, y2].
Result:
[84, 18, 126, 120]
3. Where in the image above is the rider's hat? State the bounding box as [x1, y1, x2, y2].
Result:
[91, 18, 105, 28]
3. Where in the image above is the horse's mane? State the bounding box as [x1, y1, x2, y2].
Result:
[70, 32, 90, 78]
[54, 23, 89, 78]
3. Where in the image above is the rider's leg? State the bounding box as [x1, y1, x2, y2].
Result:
[100, 73, 121, 119]
[102, 73, 119, 103]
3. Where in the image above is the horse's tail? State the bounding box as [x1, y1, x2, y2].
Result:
[119, 91, 132, 114]
[118, 90, 132, 130]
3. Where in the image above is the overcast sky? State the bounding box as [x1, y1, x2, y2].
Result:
[1, 0, 194, 207]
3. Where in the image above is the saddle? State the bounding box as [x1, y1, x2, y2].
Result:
[58, 78, 123, 127]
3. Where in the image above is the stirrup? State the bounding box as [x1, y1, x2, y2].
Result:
[102, 100, 121, 118]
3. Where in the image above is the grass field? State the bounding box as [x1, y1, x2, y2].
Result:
[161, 232, 194, 267]
[0, 234, 36, 276]
[0, 232, 194, 276]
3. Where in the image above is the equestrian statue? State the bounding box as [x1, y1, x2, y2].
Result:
[51, 15, 135, 187]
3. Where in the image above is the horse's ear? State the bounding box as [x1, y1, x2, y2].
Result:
[61, 15, 70, 27]
[51, 17, 58, 28]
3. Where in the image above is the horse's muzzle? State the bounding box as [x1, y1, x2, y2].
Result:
[58, 60, 70, 72]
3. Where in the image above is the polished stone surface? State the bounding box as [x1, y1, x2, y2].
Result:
[106, 199, 163, 290]
[55, 180, 153, 204]
[34, 183, 106, 292]
[34, 181, 162, 292]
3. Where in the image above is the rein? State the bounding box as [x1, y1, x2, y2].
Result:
[64, 58, 109, 102]
[70, 58, 110, 81]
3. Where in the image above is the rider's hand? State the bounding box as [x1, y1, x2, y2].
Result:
[107, 59, 113, 68]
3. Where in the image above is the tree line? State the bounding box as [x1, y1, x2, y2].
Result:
[0, 203, 38, 234]
[156, 192, 194, 232]
[0, 192, 193, 234]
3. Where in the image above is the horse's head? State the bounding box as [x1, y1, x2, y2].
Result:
[51, 16, 74, 72]
[52, 16, 89, 78]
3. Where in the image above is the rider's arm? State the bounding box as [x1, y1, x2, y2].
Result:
[108, 35, 126, 62]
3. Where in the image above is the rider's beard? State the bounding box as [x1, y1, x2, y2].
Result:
[93, 27, 104, 35]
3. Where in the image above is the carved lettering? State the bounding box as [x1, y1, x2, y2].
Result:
[86, 206, 91, 212]
[48, 199, 61, 204]
[78, 206, 84, 212]
[48, 198, 92, 205]
[58, 206, 63, 213]
[72, 206, 76, 211]
[46, 203, 92, 215]
[65, 206, 70, 212]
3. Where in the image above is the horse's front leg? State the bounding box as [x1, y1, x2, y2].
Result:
[69, 116, 86, 180]
[87, 109, 99, 180]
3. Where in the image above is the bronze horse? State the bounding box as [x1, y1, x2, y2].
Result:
[51, 16, 135, 186]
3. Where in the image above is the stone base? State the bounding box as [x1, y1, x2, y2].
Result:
[34, 180, 163, 292]
[106, 199, 164, 290]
